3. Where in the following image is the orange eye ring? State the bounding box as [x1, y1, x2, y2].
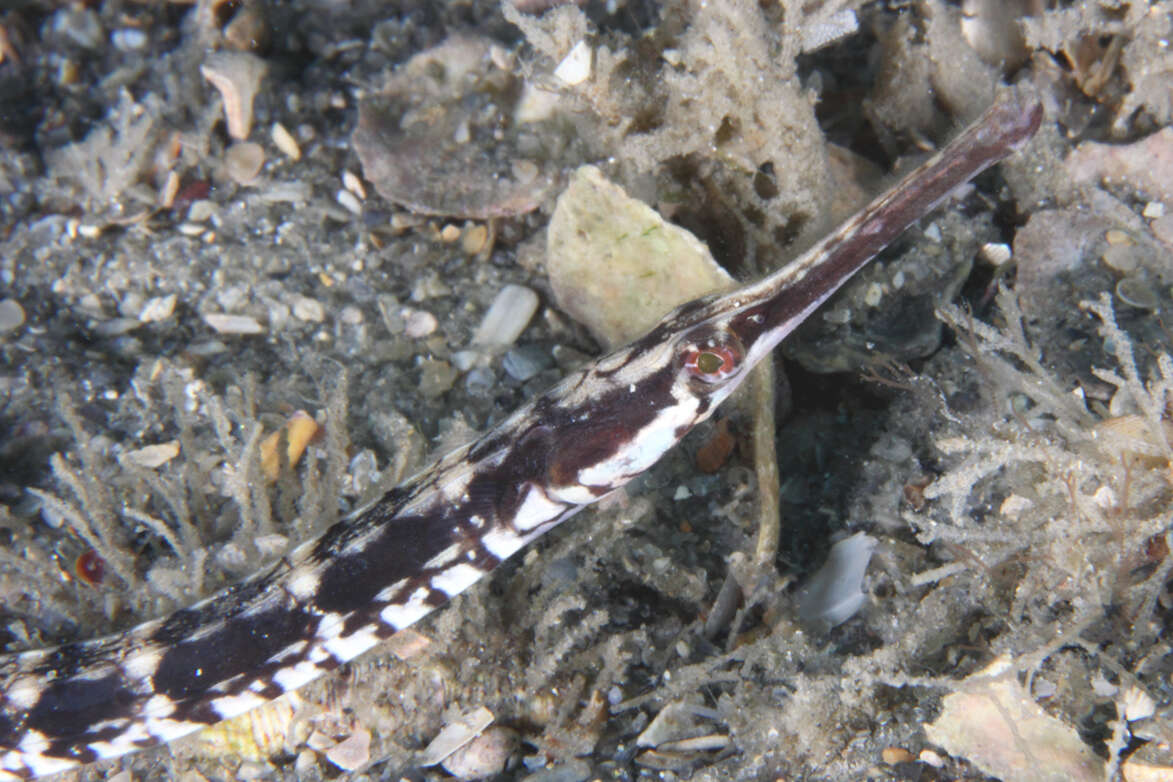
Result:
[683, 343, 741, 382]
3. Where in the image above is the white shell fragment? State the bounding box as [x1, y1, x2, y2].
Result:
[554, 40, 592, 86]
[797, 532, 877, 630]
[200, 51, 268, 140]
[203, 313, 265, 335]
[472, 284, 539, 350]
[420, 706, 495, 767]
[324, 727, 371, 772]
[924, 657, 1104, 782]
[119, 441, 180, 469]
[440, 726, 518, 778]
[637, 701, 711, 748]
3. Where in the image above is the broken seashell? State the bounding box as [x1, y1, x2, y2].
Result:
[201, 51, 268, 140]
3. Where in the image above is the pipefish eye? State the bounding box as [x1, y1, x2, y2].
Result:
[682, 335, 744, 384]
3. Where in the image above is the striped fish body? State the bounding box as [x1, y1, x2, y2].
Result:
[0, 95, 1043, 779]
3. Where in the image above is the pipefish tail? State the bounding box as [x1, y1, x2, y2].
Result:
[0, 94, 1042, 779]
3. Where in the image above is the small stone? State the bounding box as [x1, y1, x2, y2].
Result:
[224, 141, 265, 185]
[999, 494, 1033, 520]
[1093, 485, 1117, 509]
[188, 199, 216, 222]
[403, 308, 438, 338]
[502, 345, 552, 382]
[325, 728, 371, 772]
[292, 296, 325, 323]
[110, 28, 147, 51]
[418, 357, 457, 398]
[440, 223, 461, 243]
[0, 299, 26, 333]
[918, 749, 944, 768]
[462, 223, 490, 255]
[465, 366, 496, 397]
[335, 189, 362, 215]
[204, 313, 264, 334]
[342, 170, 366, 200]
[473, 284, 539, 350]
[881, 746, 914, 764]
[339, 305, 364, 325]
[1142, 201, 1165, 219]
[271, 122, 301, 160]
[259, 410, 319, 481]
[864, 281, 884, 307]
[139, 294, 177, 323]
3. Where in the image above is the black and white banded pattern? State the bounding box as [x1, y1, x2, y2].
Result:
[0, 94, 1043, 779]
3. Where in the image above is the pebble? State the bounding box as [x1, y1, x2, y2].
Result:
[204, 313, 264, 334]
[335, 188, 362, 215]
[342, 170, 366, 200]
[403, 308, 438, 338]
[473, 284, 539, 349]
[462, 223, 490, 255]
[502, 345, 552, 382]
[882, 747, 914, 764]
[225, 141, 265, 185]
[418, 357, 457, 398]
[451, 349, 482, 372]
[110, 28, 147, 51]
[271, 122, 301, 160]
[188, 199, 216, 222]
[292, 296, 325, 323]
[0, 299, 26, 333]
[139, 293, 176, 323]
